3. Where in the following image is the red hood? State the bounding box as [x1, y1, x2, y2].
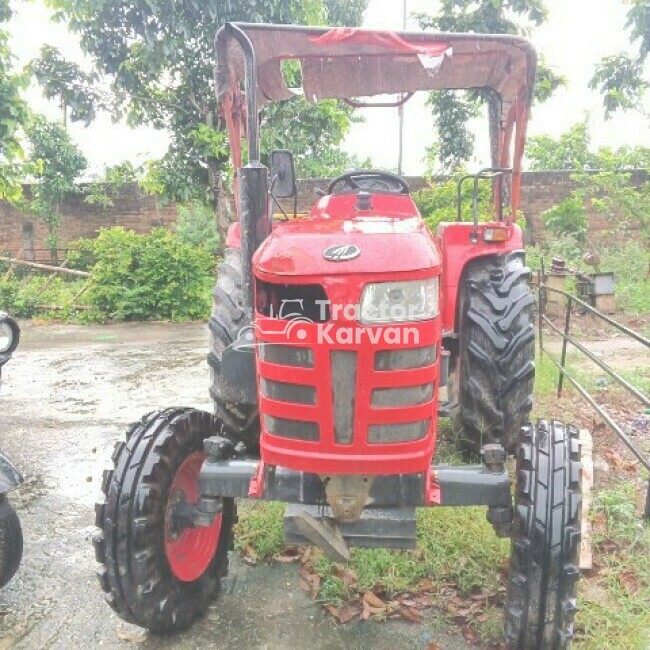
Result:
[253, 193, 441, 277]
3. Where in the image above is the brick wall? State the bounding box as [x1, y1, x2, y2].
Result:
[0, 184, 178, 261]
[519, 170, 647, 243]
[1, 170, 645, 260]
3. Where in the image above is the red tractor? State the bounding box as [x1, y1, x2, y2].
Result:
[93, 24, 582, 648]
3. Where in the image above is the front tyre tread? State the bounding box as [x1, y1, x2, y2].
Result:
[94, 408, 235, 634]
[505, 420, 582, 649]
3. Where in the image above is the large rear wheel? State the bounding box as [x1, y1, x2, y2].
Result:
[449, 251, 535, 454]
[208, 248, 260, 451]
[93, 408, 235, 633]
[505, 420, 582, 648]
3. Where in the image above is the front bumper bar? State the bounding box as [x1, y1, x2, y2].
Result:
[199, 458, 511, 509]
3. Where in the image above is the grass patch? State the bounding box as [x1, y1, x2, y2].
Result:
[237, 500, 509, 620]
[526, 240, 650, 316]
[234, 501, 285, 561]
[575, 483, 650, 649]
[535, 351, 560, 398]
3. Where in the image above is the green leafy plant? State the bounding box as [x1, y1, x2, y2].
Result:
[590, 0, 649, 118]
[527, 121, 597, 171]
[25, 114, 87, 262]
[541, 196, 588, 242]
[0, 2, 28, 203]
[87, 227, 214, 321]
[84, 161, 141, 208]
[0, 275, 89, 320]
[413, 172, 492, 231]
[174, 201, 220, 256]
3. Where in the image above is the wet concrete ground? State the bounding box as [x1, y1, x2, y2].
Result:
[0, 322, 470, 650]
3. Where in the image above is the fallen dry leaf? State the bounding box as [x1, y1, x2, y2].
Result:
[618, 569, 639, 594]
[363, 591, 386, 609]
[414, 593, 434, 608]
[461, 624, 480, 645]
[603, 449, 638, 473]
[419, 578, 434, 591]
[336, 600, 362, 624]
[395, 605, 423, 624]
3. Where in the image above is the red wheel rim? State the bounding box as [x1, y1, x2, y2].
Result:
[164, 452, 223, 582]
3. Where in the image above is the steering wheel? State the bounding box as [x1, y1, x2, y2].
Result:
[327, 170, 410, 195]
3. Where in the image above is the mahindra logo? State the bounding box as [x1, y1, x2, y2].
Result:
[323, 244, 361, 262]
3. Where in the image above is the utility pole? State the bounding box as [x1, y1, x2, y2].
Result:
[397, 0, 407, 175]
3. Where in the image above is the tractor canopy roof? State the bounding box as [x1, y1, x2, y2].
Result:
[216, 22, 537, 112]
[215, 22, 538, 214]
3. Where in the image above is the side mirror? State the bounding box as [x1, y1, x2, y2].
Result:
[270, 149, 296, 198]
[0, 312, 20, 368]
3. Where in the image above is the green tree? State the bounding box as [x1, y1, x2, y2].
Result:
[26, 115, 87, 262]
[0, 1, 28, 203]
[259, 56, 370, 178]
[527, 121, 598, 170]
[29, 44, 107, 127]
[46, 0, 368, 249]
[84, 161, 142, 208]
[526, 121, 650, 171]
[527, 122, 650, 268]
[416, 1, 564, 171]
[590, 0, 649, 118]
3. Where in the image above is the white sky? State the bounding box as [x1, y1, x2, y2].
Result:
[9, 0, 650, 176]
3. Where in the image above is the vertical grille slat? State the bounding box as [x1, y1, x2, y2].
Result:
[331, 350, 357, 444]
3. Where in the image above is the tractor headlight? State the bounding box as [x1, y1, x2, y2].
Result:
[0, 313, 19, 356]
[360, 277, 439, 325]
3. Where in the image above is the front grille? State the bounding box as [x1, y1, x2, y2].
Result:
[368, 419, 430, 444]
[371, 383, 434, 408]
[259, 343, 313, 367]
[260, 378, 316, 405]
[330, 351, 357, 444]
[256, 304, 439, 464]
[374, 345, 437, 371]
[264, 415, 319, 441]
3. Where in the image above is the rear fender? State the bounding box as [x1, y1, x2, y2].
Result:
[437, 221, 524, 333]
[0, 452, 23, 494]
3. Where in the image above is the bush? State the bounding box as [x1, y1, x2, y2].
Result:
[174, 201, 220, 256]
[87, 227, 214, 321]
[413, 173, 492, 232]
[541, 195, 587, 242]
[0, 275, 90, 320]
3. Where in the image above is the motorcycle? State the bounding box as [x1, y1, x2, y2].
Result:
[0, 311, 23, 588]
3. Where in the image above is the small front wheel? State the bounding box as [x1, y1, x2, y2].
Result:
[93, 408, 236, 633]
[505, 420, 582, 649]
[0, 495, 23, 588]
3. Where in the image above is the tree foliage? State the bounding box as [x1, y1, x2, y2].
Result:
[0, 0, 28, 202]
[29, 45, 106, 126]
[527, 121, 650, 171]
[84, 161, 141, 208]
[527, 121, 596, 171]
[416, 0, 564, 172]
[413, 171, 492, 231]
[590, 0, 649, 118]
[45, 0, 368, 248]
[26, 115, 87, 260]
[529, 122, 650, 264]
